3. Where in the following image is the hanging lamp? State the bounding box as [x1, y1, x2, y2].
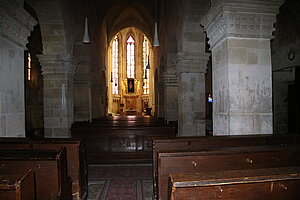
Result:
[153, 0, 159, 47]
[83, 1, 90, 43]
[153, 22, 159, 46]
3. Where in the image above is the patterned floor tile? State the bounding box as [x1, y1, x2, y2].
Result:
[88, 165, 153, 200]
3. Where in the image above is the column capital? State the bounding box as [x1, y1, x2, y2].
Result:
[173, 52, 210, 74]
[201, 0, 284, 49]
[161, 72, 178, 87]
[0, 0, 37, 49]
[37, 54, 78, 76]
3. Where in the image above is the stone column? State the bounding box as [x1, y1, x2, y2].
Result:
[201, 0, 283, 135]
[38, 54, 77, 138]
[161, 72, 178, 123]
[0, 0, 37, 137]
[174, 52, 208, 136]
[74, 75, 92, 122]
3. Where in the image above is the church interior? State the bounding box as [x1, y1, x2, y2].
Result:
[0, 0, 300, 199]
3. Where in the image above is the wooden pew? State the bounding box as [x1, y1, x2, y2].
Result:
[157, 145, 300, 200]
[97, 115, 164, 122]
[72, 126, 176, 164]
[0, 147, 72, 200]
[72, 116, 165, 128]
[0, 138, 87, 200]
[0, 169, 36, 200]
[152, 134, 300, 199]
[72, 121, 165, 128]
[169, 167, 300, 200]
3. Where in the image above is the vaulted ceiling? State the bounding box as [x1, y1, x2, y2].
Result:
[96, 0, 157, 43]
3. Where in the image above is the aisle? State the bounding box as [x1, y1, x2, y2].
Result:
[87, 164, 153, 200]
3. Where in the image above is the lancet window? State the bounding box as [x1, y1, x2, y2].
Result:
[126, 35, 135, 78]
[143, 36, 150, 94]
[112, 36, 119, 94]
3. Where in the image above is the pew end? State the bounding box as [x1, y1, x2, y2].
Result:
[0, 169, 36, 200]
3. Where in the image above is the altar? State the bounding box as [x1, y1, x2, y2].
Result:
[122, 78, 140, 115]
[123, 94, 139, 115]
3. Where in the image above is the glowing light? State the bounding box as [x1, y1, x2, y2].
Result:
[27, 53, 31, 81]
[208, 94, 213, 102]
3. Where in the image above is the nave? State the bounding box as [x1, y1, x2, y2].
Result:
[1, 0, 300, 199]
[1, 116, 300, 200]
[74, 115, 174, 199]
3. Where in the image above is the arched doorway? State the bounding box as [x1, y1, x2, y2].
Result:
[107, 27, 154, 116]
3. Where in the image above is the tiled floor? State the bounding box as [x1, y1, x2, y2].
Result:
[87, 164, 153, 200]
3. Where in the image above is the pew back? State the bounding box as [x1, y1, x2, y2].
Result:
[0, 147, 72, 200]
[0, 138, 87, 200]
[72, 126, 176, 164]
[153, 134, 300, 199]
[158, 145, 300, 200]
[169, 167, 300, 200]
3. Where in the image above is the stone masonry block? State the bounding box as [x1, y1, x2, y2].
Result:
[0, 114, 6, 137]
[229, 113, 254, 135]
[213, 113, 229, 136]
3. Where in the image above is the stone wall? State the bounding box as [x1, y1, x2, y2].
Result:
[0, 38, 26, 137]
[0, 0, 37, 137]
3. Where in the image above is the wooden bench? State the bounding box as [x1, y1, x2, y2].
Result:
[72, 121, 165, 128]
[157, 145, 300, 200]
[96, 115, 165, 122]
[169, 167, 300, 200]
[0, 147, 72, 200]
[72, 126, 176, 164]
[72, 116, 165, 128]
[0, 138, 87, 200]
[153, 134, 300, 199]
[0, 169, 35, 200]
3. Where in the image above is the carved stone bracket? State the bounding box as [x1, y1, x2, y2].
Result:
[201, 0, 284, 49]
[0, 0, 37, 49]
[173, 52, 210, 74]
[161, 72, 178, 87]
[38, 54, 78, 77]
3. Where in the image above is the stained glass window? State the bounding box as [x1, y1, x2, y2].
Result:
[143, 36, 149, 94]
[27, 52, 31, 81]
[112, 36, 119, 94]
[126, 35, 135, 78]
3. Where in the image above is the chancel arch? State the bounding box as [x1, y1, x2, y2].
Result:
[107, 27, 154, 116]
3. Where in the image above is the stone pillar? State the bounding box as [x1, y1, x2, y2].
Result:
[162, 72, 178, 123]
[201, 0, 283, 135]
[38, 54, 77, 138]
[0, 0, 37, 137]
[174, 53, 208, 136]
[74, 75, 92, 122]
